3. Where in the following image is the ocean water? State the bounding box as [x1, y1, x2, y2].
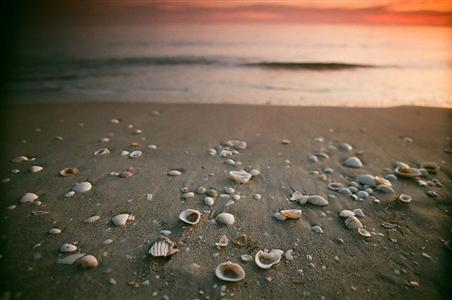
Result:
[8, 24, 452, 107]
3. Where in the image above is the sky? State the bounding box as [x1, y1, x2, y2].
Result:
[15, 0, 452, 26]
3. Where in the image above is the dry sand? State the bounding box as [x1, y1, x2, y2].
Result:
[0, 103, 451, 299]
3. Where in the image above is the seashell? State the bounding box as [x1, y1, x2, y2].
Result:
[20, 192, 39, 203]
[179, 209, 201, 225]
[110, 118, 120, 124]
[344, 216, 363, 229]
[273, 212, 287, 221]
[307, 154, 318, 163]
[353, 208, 365, 218]
[420, 162, 439, 174]
[290, 191, 304, 202]
[284, 250, 294, 261]
[253, 193, 262, 200]
[394, 166, 421, 178]
[229, 170, 252, 184]
[85, 215, 100, 224]
[307, 195, 328, 206]
[180, 186, 189, 193]
[254, 249, 284, 269]
[149, 237, 179, 257]
[314, 152, 329, 160]
[312, 225, 323, 234]
[60, 243, 77, 253]
[77, 255, 99, 269]
[398, 193, 412, 203]
[12, 155, 29, 163]
[168, 170, 182, 176]
[215, 212, 235, 226]
[338, 143, 353, 152]
[328, 182, 343, 191]
[147, 144, 157, 150]
[197, 186, 207, 194]
[324, 167, 334, 174]
[30, 166, 44, 173]
[220, 149, 233, 158]
[375, 185, 395, 193]
[224, 187, 235, 194]
[121, 150, 130, 156]
[339, 210, 355, 218]
[112, 213, 135, 226]
[357, 228, 371, 238]
[375, 176, 392, 186]
[215, 235, 229, 249]
[356, 175, 376, 186]
[119, 171, 133, 178]
[94, 148, 110, 156]
[249, 169, 260, 176]
[394, 161, 410, 169]
[281, 139, 291, 144]
[103, 239, 113, 245]
[130, 142, 140, 147]
[59, 167, 79, 177]
[280, 209, 302, 220]
[64, 191, 75, 198]
[426, 190, 439, 198]
[129, 150, 142, 159]
[232, 233, 248, 247]
[207, 189, 218, 197]
[338, 188, 352, 196]
[215, 261, 246, 282]
[241, 254, 253, 262]
[225, 159, 236, 166]
[343, 156, 363, 168]
[182, 192, 195, 199]
[73, 182, 92, 193]
[48, 228, 62, 235]
[57, 253, 86, 265]
[100, 137, 110, 143]
[204, 196, 215, 206]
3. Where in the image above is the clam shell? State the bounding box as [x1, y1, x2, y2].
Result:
[254, 249, 284, 269]
[85, 215, 100, 224]
[57, 253, 85, 265]
[229, 170, 252, 184]
[30, 166, 44, 173]
[398, 193, 412, 203]
[357, 228, 371, 238]
[394, 166, 421, 178]
[420, 162, 439, 174]
[344, 216, 363, 229]
[179, 209, 201, 225]
[60, 243, 77, 253]
[12, 155, 29, 163]
[339, 210, 355, 218]
[77, 255, 98, 269]
[203, 196, 215, 206]
[129, 150, 142, 159]
[312, 225, 323, 234]
[338, 143, 353, 152]
[215, 235, 229, 249]
[112, 213, 134, 226]
[73, 182, 92, 193]
[182, 192, 195, 199]
[59, 167, 79, 177]
[328, 182, 344, 191]
[94, 148, 110, 156]
[215, 261, 246, 282]
[149, 237, 179, 257]
[307, 195, 328, 206]
[48, 228, 62, 235]
[375, 176, 392, 186]
[20, 192, 38, 203]
[280, 209, 302, 219]
[343, 156, 363, 168]
[168, 170, 182, 176]
[215, 212, 235, 226]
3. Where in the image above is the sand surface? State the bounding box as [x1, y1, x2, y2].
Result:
[0, 103, 451, 300]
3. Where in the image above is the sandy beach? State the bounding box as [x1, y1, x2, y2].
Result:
[0, 103, 450, 299]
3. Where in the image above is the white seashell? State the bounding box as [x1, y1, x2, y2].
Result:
[339, 210, 355, 218]
[204, 196, 215, 206]
[398, 194, 412, 203]
[328, 182, 344, 191]
[85, 215, 100, 224]
[343, 156, 363, 168]
[229, 170, 252, 184]
[20, 192, 38, 203]
[376, 185, 395, 193]
[159, 230, 171, 236]
[312, 225, 323, 234]
[281, 139, 291, 144]
[375, 176, 392, 186]
[73, 182, 92, 193]
[182, 192, 195, 199]
[149, 237, 179, 257]
[215, 235, 229, 249]
[290, 191, 304, 201]
[253, 193, 262, 200]
[129, 150, 142, 159]
[60, 243, 77, 253]
[168, 170, 182, 176]
[111, 213, 134, 226]
[215, 261, 246, 282]
[344, 216, 363, 229]
[307, 154, 318, 163]
[215, 212, 235, 226]
[338, 143, 353, 152]
[77, 255, 98, 269]
[356, 175, 376, 186]
[208, 148, 217, 156]
[241, 254, 253, 262]
[220, 149, 233, 158]
[284, 250, 294, 261]
[57, 253, 86, 265]
[224, 187, 235, 194]
[307, 195, 328, 206]
[353, 209, 365, 218]
[100, 137, 110, 143]
[147, 144, 157, 150]
[110, 118, 120, 124]
[103, 239, 113, 245]
[48, 228, 62, 235]
[30, 166, 44, 173]
[65, 191, 75, 198]
[280, 209, 302, 220]
[12, 155, 29, 163]
[179, 209, 201, 225]
[225, 159, 236, 166]
[254, 249, 284, 269]
[250, 169, 260, 176]
[357, 228, 371, 238]
[94, 148, 110, 156]
[394, 166, 421, 178]
[273, 212, 287, 221]
[121, 150, 130, 156]
[394, 161, 410, 169]
[59, 167, 79, 177]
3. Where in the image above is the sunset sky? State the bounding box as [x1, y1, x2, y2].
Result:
[29, 0, 451, 26]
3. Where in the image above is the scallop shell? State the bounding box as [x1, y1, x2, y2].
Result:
[357, 228, 371, 238]
[398, 193, 412, 203]
[59, 167, 79, 177]
[343, 156, 363, 168]
[215, 212, 235, 226]
[178, 209, 201, 225]
[73, 182, 92, 193]
[394, 166, 421, 178]
[307, 195, 328, 206]
[328, 182, 344, 191]
[129, 150, 142, 159]
[20, 192, 39, 203]
[420, 162, 439, 174]
[112, 213, 135, 226]
[229, 170, 252, 184]
[77, 255, 98, 269]
[149, 237, 179, 257]
[60, 243, 77, 253]
[254, 249, 284, 269]
[339, 210, 355, 218]
[94, 148, 110, 156]
[30, 166, 44, 173]
[168, 170, 182, 176]
[215, 261, 246, 282]
[215, 235, 229, 249]
[280, 209, 302, 220]
[344, 216, 363, 229]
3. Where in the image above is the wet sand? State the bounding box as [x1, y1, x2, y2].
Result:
[0, 103, 451, 300]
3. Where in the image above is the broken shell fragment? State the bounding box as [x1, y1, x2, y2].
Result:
[57, 253, 86, 265]
[215, 235, 229, 249]
[215, 212, 235, 226]
[229, 170, 252, 184]
[307, 195, 328, 206]
[344, 216, 363, 229]
[394, 166, 421, 178]
[59, 167, 79, 177]
[94, 148, 110, 156]
[280, 209, 302, 220]
[149, 237, 179, 257]
[178, 209, 201, 225]
[398, 194, 412, 203]
[343, 156, 363, 168]
[111, 213, 135, 226]
[73, 182, 92, 193]
[60, 243, 77, 253]
[254, 249, 284, 269]
[215, 261, 246, 282]
[20, 192, 39, 203]
[30, 166, 44, 173]
[77, 255, 99, 269]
